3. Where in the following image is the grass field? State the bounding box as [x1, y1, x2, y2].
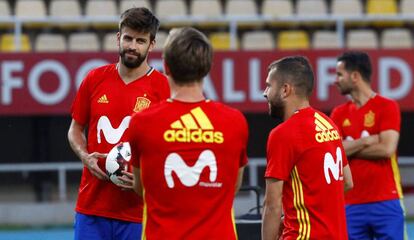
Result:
[0, 222, 413, 240]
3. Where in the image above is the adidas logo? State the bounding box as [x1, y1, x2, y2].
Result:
[342, 118, 351, 127]
[97, 94, 109, 104]
[163, 107, 224, 144]
[314, 112, 340, 143]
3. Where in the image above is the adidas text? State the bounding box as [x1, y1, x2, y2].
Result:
[315, 130, 340, 143]
[164, 129, 224, 143]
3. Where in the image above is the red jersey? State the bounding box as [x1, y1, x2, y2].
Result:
[330, 95, 402, 204]
[265, 107, 348, 240]
[71, 64, 169, 222]
[129, 99, 248, 240]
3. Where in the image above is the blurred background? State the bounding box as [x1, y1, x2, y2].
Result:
[0, 0, 413, 239]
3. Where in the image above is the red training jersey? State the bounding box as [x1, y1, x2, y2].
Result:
[330, 95, 402, 205]
[129, 99, 248, 240]
[265, 107, 348, 240]
[71, 64, 169, 222]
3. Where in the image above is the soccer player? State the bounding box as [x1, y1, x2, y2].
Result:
[67, 8, 169, 240]
[261, 56, 353, 240]
[331, 51, 406, 240]
[127, 27, 248, 239]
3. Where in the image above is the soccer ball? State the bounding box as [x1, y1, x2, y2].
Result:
[105, 142, 131, 185]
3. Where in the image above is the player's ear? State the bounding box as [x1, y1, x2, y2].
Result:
[148, 39, 156, 52]
[282, 83, 292, 98]
[350, 71, 360, 82]
[116, 32, 121, 47]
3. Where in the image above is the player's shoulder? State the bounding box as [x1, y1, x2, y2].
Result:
[268, 122, 290, 143]
[207, 100, 246, 120]
[89, 63, 116, 75]
[332, 100, 353, 113]
[272, 107, 319, 137]
[147, 68, 169, 88]
[313, 108, 331, 120]
[148, 68, 166, 78]
[148, 68, 168, 82]
[83, 63, 116, 83]
[374, 94, 398, 106]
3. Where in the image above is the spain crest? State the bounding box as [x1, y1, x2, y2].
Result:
[133, 96, 151, 112]
[364, 110, 375, 128]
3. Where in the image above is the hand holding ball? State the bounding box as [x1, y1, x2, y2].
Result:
[105, 142, 131, 185]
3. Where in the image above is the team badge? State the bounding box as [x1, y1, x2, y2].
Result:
[342, 118, 351, 127]
[133, 96, 151, 112]
[364, 110, 375, 127]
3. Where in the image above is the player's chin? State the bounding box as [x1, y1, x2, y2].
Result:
[123, 60, 141, 69]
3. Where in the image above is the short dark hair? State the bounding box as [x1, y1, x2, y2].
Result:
[119, 7, 159, 42]
[337, 51, 372, 83]
[268, 56, 314, 98]
[163, 27, 212, 85]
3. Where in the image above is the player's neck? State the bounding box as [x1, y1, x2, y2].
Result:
[350, 84, 375, 108]
[170, 82, 205, 102]
[117, 61, 151, 84]
[285, 99, 310, 121]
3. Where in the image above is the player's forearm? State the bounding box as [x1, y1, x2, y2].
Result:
[343, 134, 379, 157]
[343, 165, 353, 192]
[68, 126, 89, 163]
[354, 143, 396, 160]
[262, 204, 282, 240]
[342, 140, 365, 157]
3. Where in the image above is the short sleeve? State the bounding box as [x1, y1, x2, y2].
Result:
[238, 112, 249, 167]
[379, 99, 400, 132]
[71, 71, 92, 125]
[152, 72, 170, 101]
[330, 107, 344, 136]
[159, 76, 170, 100]
[128, 113, 142, 168]
[265, 127, 295, 181]
[341, 144, 348, 167]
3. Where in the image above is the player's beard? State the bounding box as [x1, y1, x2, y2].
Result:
[269, 94, 285, 120]
[336, 77, 353, 95]
[119, 47, 149, 69]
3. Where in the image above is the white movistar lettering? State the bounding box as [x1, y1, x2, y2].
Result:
[96, 116, 130, 144]
[324, 147, 343, 184]
[345, 130, 370, 141]
[164, 150, 217, 188]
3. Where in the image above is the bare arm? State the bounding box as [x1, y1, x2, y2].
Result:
[67, 119, 108, 180]
[262, 178, 284, 240]
[342, 134, 379, 157]
[343, 164, 353, 192]
[132, 166, 143, 196]
[354, 130, 399, 160]
[235, 167, 245, 194]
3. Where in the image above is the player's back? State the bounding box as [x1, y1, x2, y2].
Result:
[274, 107, 348, 239]
[129, 99, 248, 240]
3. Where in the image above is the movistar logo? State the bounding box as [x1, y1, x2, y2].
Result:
[324, 147, 344, 184]
[97, 116, 130, 144]
[314, 112, 340, 143]
[163, 107, 224, 144]
[164, 150, 219, 188]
